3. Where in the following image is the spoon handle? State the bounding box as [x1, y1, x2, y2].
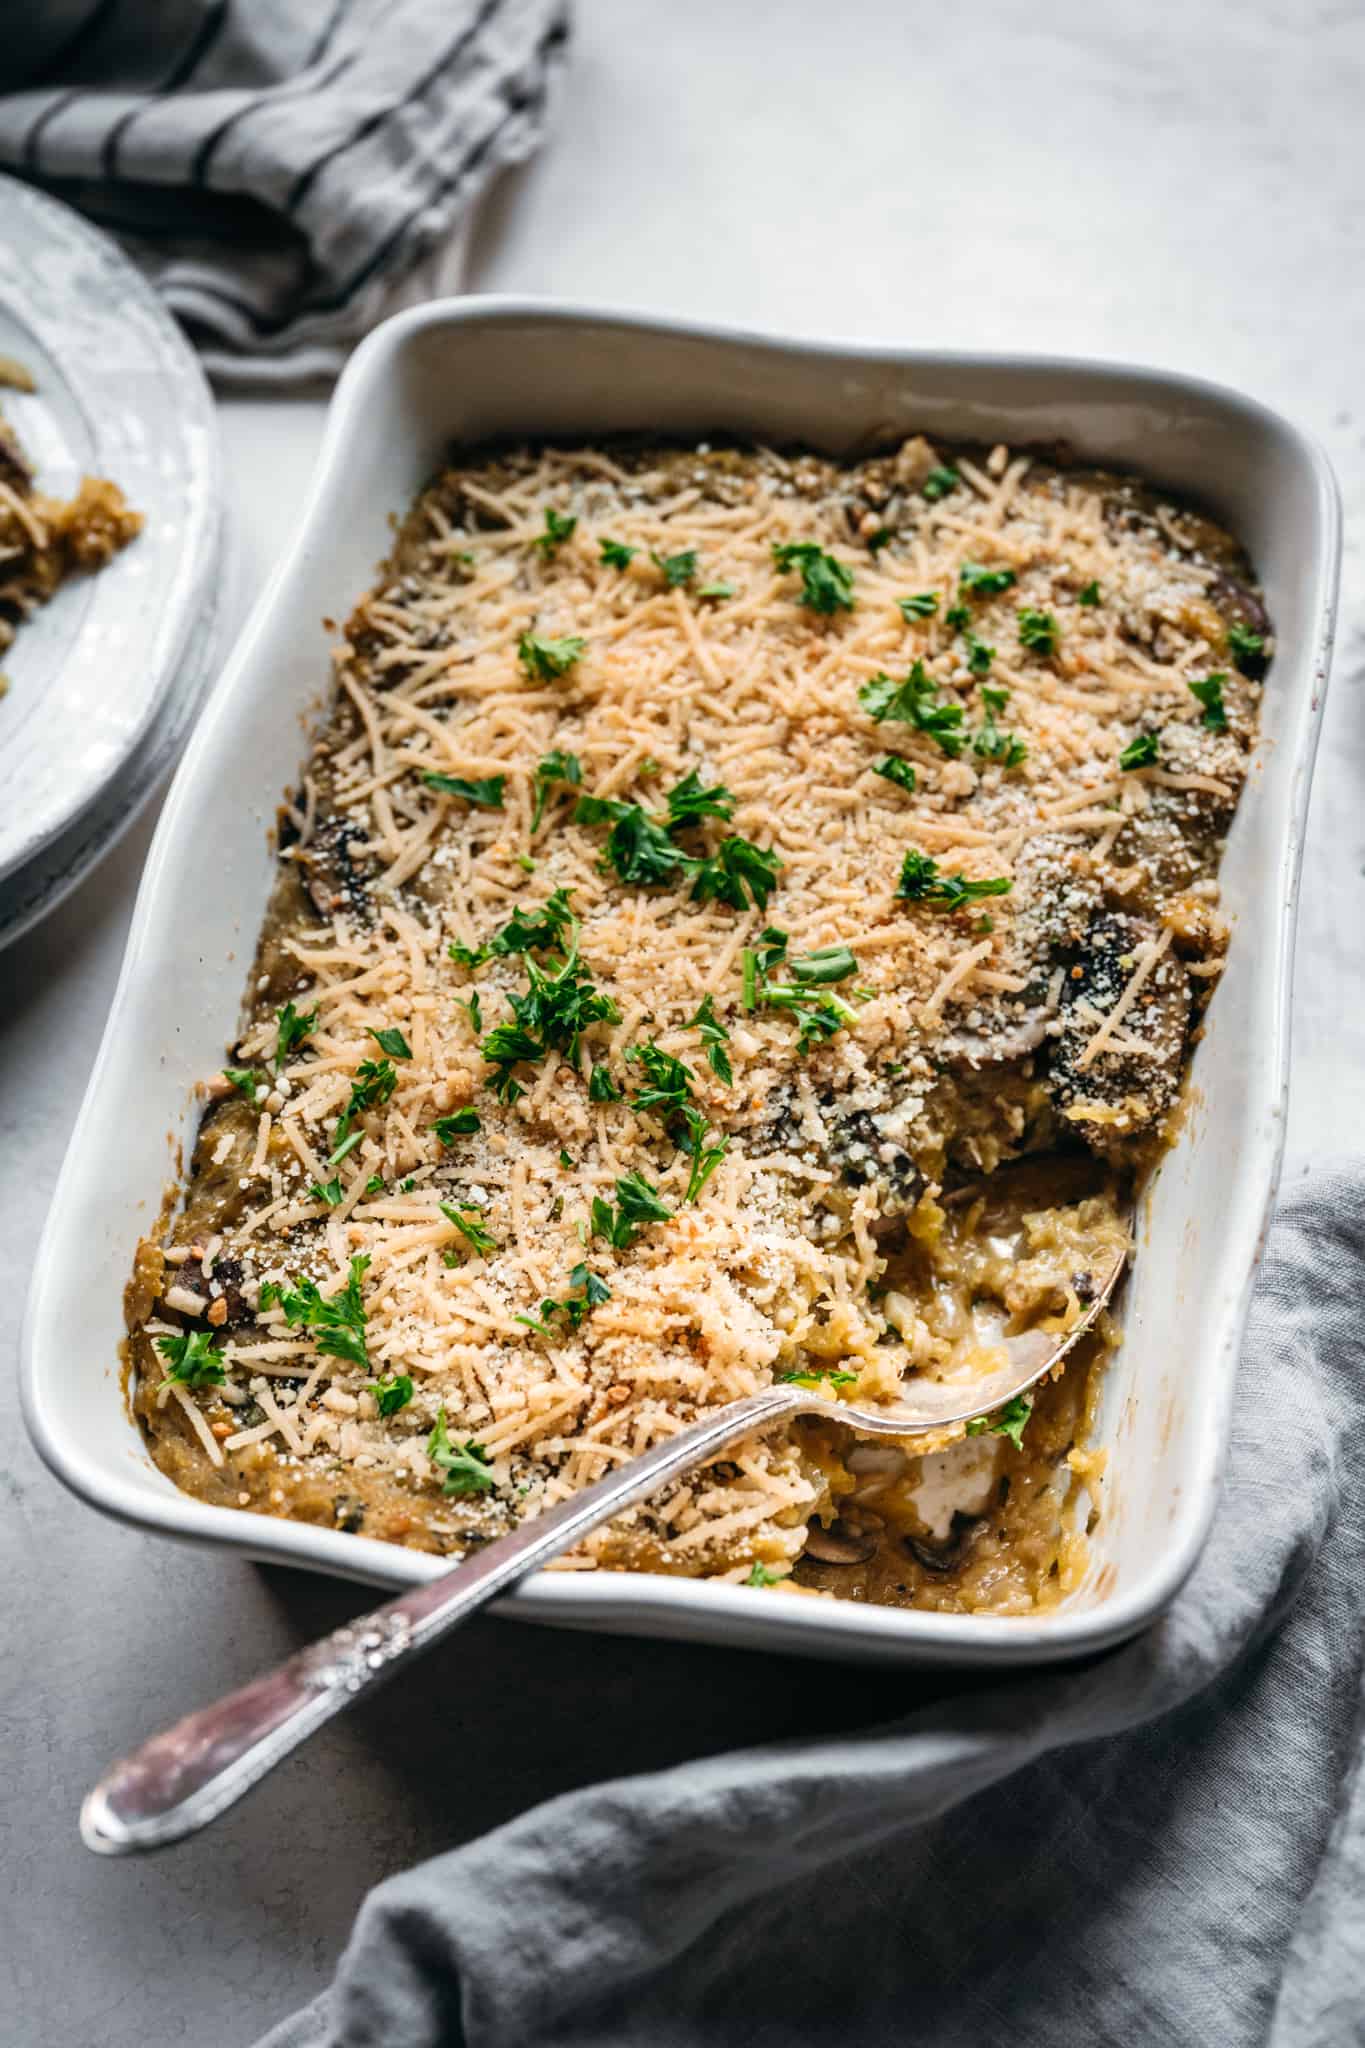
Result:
[81, 1383, 805, 1855]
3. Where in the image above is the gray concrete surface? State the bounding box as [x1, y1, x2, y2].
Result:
[4, 4, 1363, 2041]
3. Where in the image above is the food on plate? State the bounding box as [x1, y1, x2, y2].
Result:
[127, 434, 1266, 1613]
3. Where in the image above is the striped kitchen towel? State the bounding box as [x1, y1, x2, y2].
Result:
[0, 0, 570, 382]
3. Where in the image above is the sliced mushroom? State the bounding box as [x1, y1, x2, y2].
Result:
[803, 1516, 879, 1566]
[904, 1510, 980, 1574]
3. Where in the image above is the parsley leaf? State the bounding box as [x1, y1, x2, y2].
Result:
[963, 631, 994, 677]
[776, 1365, 858, 1388]
[665, 768, 736, 829]
[1078, 580, 1102, 607]
[678, 1106, 729, 1204]
[959, 561, 1016, 597]
[439, 1203, 497, 1257]
[966, 1392, 1032, 1451]
[489, 887, 577, 956]
[771, 541, 855, 615]
[588, 1063, 623, 1102]
[591, 1173, 672, 1247]
[422, 771, 505, 808]
[274, 1001, 318, 1067]
[1226, 622, 1266, 672]
[651, 547, 699, 588]
[345, 1057, 397, 1122]
[686, 994, 732, 1085]
[744, 1561, 787, 1587]
[155, 1328, 225, 1391]
[944, 601, 970, 629]
[972, 685, 1028, 768]
[368, 1025, 412, 1060]
[628, 1041, 695, 1118]
[273, 1255, 371, 1372]
[1188, 673, 1229, 731]
[874, 755, 917, 794]
[741, 926, 789, 1009]
[921, 465, 960, 502]
[427, 1409, 496, 1495]
[368, 1373, 413, 1418]
[690, 835, 782, 912]
[898, 592, 939, 621]
[447, 939, 489, 969]
[787, 945, 858, 986]
[479, 936, 620, 1102]
[698, 579, 735, 600]
[1017, 608, 1060, 656]
[530, 749, 582, 831]
[755, 983, 857, 1052]
[859, 661, 965, 756]
[535, 507, 577, 556]
[223, 1066, 260, 1101]
[1120, 732, 1160, 770]
[573, 794, 692, 888]
[308, 1176, 344, 1206]
[519, 632, 586, 681]
[897, 849, 1012, 910]
[599, 537, 636, 569]
[433, 1108, 481, 1145]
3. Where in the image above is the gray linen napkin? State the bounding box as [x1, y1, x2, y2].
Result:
[0, 0, 569, 382]
[254, 1162, 1365, 2048]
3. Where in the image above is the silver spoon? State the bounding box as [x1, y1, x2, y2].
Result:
[81, 1242, 1125, 1854]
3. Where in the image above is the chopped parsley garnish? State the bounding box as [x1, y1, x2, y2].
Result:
[439, 1203, 497, 1256]
[944, 602, 970, 629]
[898, 592, 938, 620]
[1119, 731, 1160, 770]
[447, 939, 489, 969]
[558, 1149, 573, 1169]
[346, 1057, 397, 1119]
[1017, 608, 1060, 656]
[272, 1255, 371, 1372]
[776, 1365, 858, 1389]
[741, 925, 790, 1009]
[859, 660, 964, 756]
[223, 1066, 260, 1101]
[365, 1174, 385, 1195]
[421, 771, 505, 808]
[698, 579, 735, 600]
[155, 1328, 225, 1391]
[679, 1106, 730, 1204]
[787, 944, 858, 986]
[744, 1561, 786, 1587]
[327, 1129, 364, 1168]
[867, 528, 893, 553]
[628, 1041, 695, 1118]
[743, 927, 857, 1047]
[368, 1373, 413, 1418]
[874, 755, 917, 794]
[490, 887, 577, 956]
[966, 1392, 1032, 1451]
[1078, 580, 1102, 607]
[535, 507, 577, 556]
[921, 465, 960, 502]
[690, 835, 782, 912]
[897, 849, 1013, 910]
[771, 540, 856, 615]
[665, 768, 736, 829]
[479, 928, 620, 1102]
[308, 1176, 344, 1207]
[1188, 673, 1229, 731]
[427, 1409, 496, 1495]
[368, 1025, 412, 1060]
[274, 1001, 318, 1067]
[433, 1108, 481, 1144]
[1226, 622, 1265, 672]
[959, 561, 1016, 597]
[686, 994, 732, 1085]
[588, 1063, 623, 1102]
[755, 982, 857, 1052]
[591, 1172, 673, 1248]
[461, 990, 484, 1035]
[963, 632, 994, 677]
[515, 1262, 613, 1339]
[530, 749, 582, 831]
[518, 631, 586, 681]
[573, 794, 692, 888]
[599, 537, 636, 569]
[972, 686, 1027, 768]
[651, 547, 699, 588]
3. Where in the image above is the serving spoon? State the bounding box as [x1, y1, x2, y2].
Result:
[80, 1241, 1126, 1855]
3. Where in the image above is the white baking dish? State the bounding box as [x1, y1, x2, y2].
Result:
[21, 302, 1339, 1668]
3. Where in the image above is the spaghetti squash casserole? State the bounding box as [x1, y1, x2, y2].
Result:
[126, 435, 1268, 1614]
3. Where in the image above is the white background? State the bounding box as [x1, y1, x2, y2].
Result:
[3, 4, 1362, 2041]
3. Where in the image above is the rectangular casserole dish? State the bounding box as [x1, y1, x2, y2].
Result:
[21, 302, 1339, 1668]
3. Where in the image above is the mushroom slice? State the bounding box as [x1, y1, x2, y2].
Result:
[803, 1517, 879, 1566]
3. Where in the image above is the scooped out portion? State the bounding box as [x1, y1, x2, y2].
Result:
[125, 432, 1264, 1615]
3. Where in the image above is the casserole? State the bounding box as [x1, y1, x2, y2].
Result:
[21, 303, 1338, 1666]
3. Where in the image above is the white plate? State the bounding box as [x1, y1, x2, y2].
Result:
[0, 174, 220, 885]
[21, 303, 1340, 1668]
